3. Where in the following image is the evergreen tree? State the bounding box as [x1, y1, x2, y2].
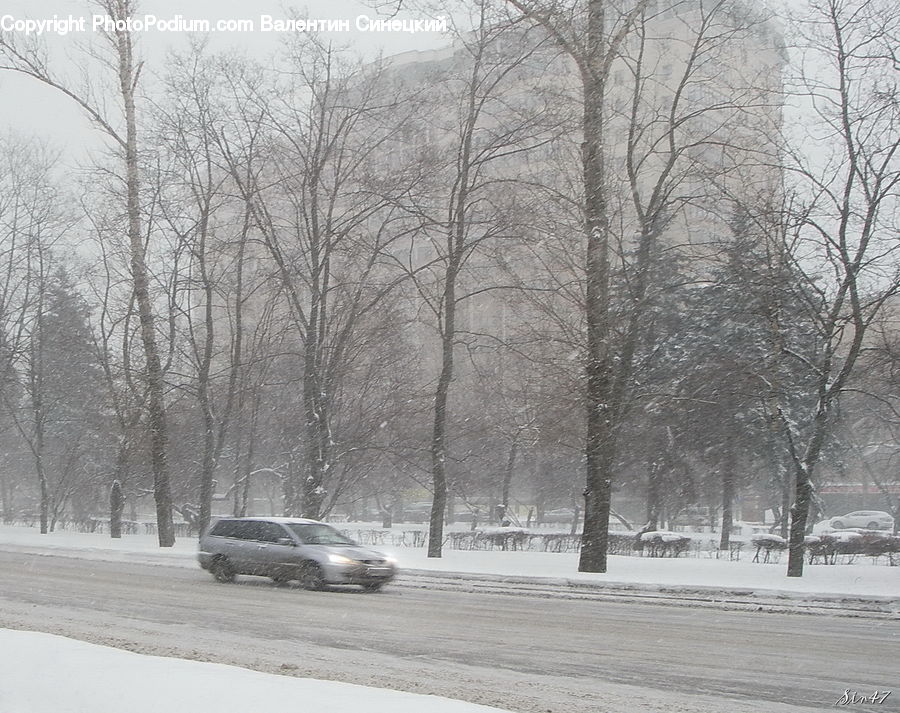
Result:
[25, 267, 109, 530]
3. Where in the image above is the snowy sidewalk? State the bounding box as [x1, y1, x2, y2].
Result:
[0, 629, 512, 713]
[0, 525, 897, 611]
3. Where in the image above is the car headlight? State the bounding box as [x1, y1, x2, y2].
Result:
[328, 554, 357, 565]
[383, 555, 398, 565]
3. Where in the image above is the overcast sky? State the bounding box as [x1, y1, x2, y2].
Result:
[0, 0, 453, 164]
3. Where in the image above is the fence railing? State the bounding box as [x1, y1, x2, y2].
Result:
[7, 518, 897, 565]
[343, 527, 900, 565]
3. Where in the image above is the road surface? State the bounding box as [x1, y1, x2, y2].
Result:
[0, 549, 895, 713]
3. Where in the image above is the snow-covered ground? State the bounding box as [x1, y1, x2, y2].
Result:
[2, 525, 895, 713]
[1, 524, 897, 599]
[395, 546, 900, 598]
[0, 629, 511, 713]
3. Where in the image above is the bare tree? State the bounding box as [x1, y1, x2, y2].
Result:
[498, 0, 656, 572]
[386, 3, 559, 556]
[150, 43, 251, 534]
[606, 1, 781, 545]
[851, 310, 900, 532]
[496, 0, 777, 570]
[776, 0, 900, 576]
[83, 203, 149, 537]
[0, 0, 176, 545]
[0, 138, 71, 532]
[216, 38, 418, 519]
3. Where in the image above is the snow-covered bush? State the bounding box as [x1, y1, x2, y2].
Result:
[469, 528, 529, 551]
[856, 533, 900, 563]
[635, 531, 691, 558]
[608, 531, 639, 555]
[532, 533, 582, 553]
[805, 535, 839, 564]
[751, 534, 787, 563]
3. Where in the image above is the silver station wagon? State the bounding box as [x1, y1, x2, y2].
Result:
[198, 517, 397, 591]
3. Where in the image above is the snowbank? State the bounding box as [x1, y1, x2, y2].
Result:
[390, 547, 899, 598]
[0, 629, 510, 713]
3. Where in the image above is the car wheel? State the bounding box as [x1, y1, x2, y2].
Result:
[210, 557, 235, 583]
[361, 582, 384, 592]
[867, 521, 880, 530]
[831, 520, 844, 529]
[298, 562, 325, 591]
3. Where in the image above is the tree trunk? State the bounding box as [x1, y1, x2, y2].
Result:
[501, 434, 519, 516]
[0, 473, 14, 524]
[231, 375, 258, 518]
[719, 450, 736, 551]
[29, 299, 49, 535]
[645, 461, 661, 530]
[197, 365, 216, 532]
[428, 288, 455, 558]
[425, 17, 491, 556]
[196, 234, 216, 535]
[579, 0, 614, 573]
[36, 456, 48, 535]
[301, 340, 328, 519]
[240, 400, 259, 517]
[570, 505, 581, 536]
[779, 464, 791, 539]
[231, 426, 244, 518]
[31, 381, 48, 534]
[786, 464, 812, 576]
[787, 408, 829, 576]
[112, 2, 175, 547]
[110, 480, 125, 539]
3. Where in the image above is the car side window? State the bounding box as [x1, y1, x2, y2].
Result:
[248, 522, 269, 541]
[259, 523, 286, 543]
[209, 519, 236, 537]
[230, 521, 260, 540]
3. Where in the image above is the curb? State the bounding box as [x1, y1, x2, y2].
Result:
[395, 568, 900, 618]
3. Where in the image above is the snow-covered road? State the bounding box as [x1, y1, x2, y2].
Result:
[0, 548, 895, 713]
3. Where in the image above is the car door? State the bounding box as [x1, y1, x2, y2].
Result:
[225, 520, 265, 573]
[254, 522, 297, 577]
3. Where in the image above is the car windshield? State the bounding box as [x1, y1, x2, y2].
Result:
[287, 523, 356, 546]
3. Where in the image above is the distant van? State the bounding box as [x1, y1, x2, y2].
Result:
[198, 517, 397, 591]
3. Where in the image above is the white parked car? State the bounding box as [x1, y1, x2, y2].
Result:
[828, 510, 894, 531]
